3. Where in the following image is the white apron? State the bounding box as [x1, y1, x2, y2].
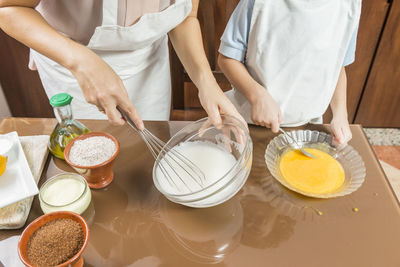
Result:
[31, 0, 192, 120]
[225, 0, 361, 126]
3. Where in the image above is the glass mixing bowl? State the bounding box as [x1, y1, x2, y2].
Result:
[265, 130, 366, 198]
[152, 115, 253, 208]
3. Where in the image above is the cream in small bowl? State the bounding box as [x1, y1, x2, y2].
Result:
[39, 173, 91, 215]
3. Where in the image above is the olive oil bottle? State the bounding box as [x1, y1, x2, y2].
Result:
[49, 93, 90, 159]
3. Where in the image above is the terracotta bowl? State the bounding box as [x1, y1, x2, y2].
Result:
[64, 132, 120, 189]
[18, 211, 89, 267]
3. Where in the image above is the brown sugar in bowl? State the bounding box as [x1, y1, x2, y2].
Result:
[18, 211, 89, 267]
[64, 132, 120, 189]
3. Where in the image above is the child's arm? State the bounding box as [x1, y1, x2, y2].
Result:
[329, 67, 352, 147]
[218, 54, 282, 133]
[169, 0, 246, 128]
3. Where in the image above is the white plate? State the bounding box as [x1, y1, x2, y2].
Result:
[0, 132, 39, 208]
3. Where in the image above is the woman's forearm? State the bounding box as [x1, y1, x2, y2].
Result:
[0, 1, 87, 71]
[330, 67, 348, 118]
[168, 0, 218, 91]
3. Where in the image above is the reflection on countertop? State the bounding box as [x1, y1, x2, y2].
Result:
[239, 186, 295, 249]
[159, 196, 243, 264]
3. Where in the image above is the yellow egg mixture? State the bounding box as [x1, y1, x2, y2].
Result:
[279, 148, 344, 195]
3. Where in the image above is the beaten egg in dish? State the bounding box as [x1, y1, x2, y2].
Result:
[279, 148, 344, 195]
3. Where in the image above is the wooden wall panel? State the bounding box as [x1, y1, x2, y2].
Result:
[323, 0, 391, 123]
[0, 30, 53, 118]
[355, 0, 400, 127]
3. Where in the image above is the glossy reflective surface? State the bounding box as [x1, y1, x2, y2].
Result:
[1, 118, 400, 266]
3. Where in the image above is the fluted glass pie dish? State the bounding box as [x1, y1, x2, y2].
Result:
[265, 130, 366, 198]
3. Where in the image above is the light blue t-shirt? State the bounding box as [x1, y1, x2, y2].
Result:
[219, 0, 359, 66]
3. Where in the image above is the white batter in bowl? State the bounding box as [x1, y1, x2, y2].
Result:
[153, 115, 253, 208]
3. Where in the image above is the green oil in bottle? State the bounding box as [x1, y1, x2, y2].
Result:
[48, 93, 90, 159]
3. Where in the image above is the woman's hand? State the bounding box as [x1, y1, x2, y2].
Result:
[71, 47, 144, 129]
[198, 84, 247, 129]
[330, 114, 352, 148]
[249, 85, 282, 133]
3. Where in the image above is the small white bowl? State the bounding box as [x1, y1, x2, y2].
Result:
[39, 173, 92, 215]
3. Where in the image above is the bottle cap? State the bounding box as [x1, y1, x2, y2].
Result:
[50, 93, 73, 107]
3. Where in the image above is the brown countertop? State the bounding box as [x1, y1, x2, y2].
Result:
[1, 118, 399, 267]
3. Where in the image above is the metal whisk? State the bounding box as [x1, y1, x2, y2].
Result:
[117, 107, 205, 192]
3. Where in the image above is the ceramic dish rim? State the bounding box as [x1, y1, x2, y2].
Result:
[17, 211, 90, 267]
[64, 131, 120, 169]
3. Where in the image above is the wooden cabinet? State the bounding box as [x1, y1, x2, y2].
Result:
[322, 0, 391, 123]
[354, 0, 400, 127]
[0, 30, 52, 118]
[339, 0, 391, 123]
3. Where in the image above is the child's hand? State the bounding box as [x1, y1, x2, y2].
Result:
[330, 115, 352, 148]
[249, 85, 282, 133]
